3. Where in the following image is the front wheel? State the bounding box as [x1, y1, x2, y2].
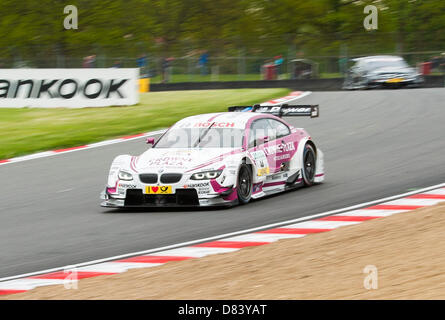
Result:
[302, 144, 316, 186]
[237, 163, 253, 205]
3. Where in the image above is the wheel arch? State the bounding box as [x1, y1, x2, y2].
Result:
[240, 156, 254, 179]
[237, 158, 254, 204]
[305, 140, 317, 157]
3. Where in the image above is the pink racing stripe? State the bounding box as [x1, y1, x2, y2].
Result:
[263, 181, 286, 188]
[130, 156, 139, 173]
[30, 271, 117, 280]
[116, 255, 192, 264]
[0, 159, 10, 164]
[207, 114, 222, 122]
[407, 194, 445, 199]
[365, 204, 425, 210]
[193, 241, 268, 248]
[53, 145, 88, 153]
[258, 228, 332, 234]
[317, 216, 380, 222]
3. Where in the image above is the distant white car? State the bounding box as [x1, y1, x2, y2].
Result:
[343, 55, 424, 89]
[101, 104, 324, 208]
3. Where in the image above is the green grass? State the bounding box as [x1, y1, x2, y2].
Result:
[0, 88, 290, 159]
[318, 72, 343, 79]
[149, 73, 343, 83]
[149, 74, 264, 83]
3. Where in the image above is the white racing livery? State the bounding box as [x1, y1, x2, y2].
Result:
[101, 104, 324, 208]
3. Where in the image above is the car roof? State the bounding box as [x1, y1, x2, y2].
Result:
[353, 55, 404, 63]
[172, 112, 279, 129]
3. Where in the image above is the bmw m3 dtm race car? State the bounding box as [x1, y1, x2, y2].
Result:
[101, 104, 324, 208]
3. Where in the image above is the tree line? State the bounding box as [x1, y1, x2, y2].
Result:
[0, 0, 444, 64]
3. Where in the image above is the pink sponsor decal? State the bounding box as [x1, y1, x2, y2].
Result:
[194, 122, 235, 128]
[252, 182, 263, 194]
[222, 189, 238, 201]
[106, 181, 119, 194]
[249, 133, 300, 171]
[209, 179, 238, 201]
[210, 179, 230, 193]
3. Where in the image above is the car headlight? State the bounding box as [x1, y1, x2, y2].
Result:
[118, 170, 133, 181]
[191, 170, 222, 180]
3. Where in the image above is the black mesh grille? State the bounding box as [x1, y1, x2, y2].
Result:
[139, 173, 158, 184]
[124, 189, 144, 206]
[125, 189, 199, 206]
[144, 194, 177, 205]
[160, 173, 182, 184]
[176, 189, 199, 205]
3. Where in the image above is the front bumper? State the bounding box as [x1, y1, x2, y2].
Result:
[100, 187, 238, 208]
[366, 77, 423, 88]
[102, 165, 239, 208]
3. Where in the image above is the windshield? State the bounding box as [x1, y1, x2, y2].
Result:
[154, 127, 245, 149]
[363, 59, 409, 71]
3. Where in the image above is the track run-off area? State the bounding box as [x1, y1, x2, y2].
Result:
[1, 88, 445, 279]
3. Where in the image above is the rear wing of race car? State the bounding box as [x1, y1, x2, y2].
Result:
[228, 104, 319, 118]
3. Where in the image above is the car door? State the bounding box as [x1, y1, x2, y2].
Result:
[247, 118, 295, 176]
[247, 118, 273, 178]
[266, 118, 295, 173]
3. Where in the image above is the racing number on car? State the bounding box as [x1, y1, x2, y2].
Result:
[250, 150, 270, 177]
[145, 186, 172, 194]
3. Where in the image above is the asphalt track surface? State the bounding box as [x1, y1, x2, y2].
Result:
[1, 88, 445, 278]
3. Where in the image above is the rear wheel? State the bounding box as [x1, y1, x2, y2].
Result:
[237, 163, 252, 204]
[302, 144, 316, 186]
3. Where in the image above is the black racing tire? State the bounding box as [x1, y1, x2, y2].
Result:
[302, 144, 316, 187]
[343, 78, 352, 90]
[237, 163, 253, 205]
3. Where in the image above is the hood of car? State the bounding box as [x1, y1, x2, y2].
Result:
[133, 147, 239, 173]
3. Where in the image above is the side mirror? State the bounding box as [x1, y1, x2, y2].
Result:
[146, 137, 155, 145]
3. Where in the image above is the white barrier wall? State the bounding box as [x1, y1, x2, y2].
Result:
[0, 68, 139, 108]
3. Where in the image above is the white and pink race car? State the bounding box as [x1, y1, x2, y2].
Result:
[101, 104, 324, 208]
